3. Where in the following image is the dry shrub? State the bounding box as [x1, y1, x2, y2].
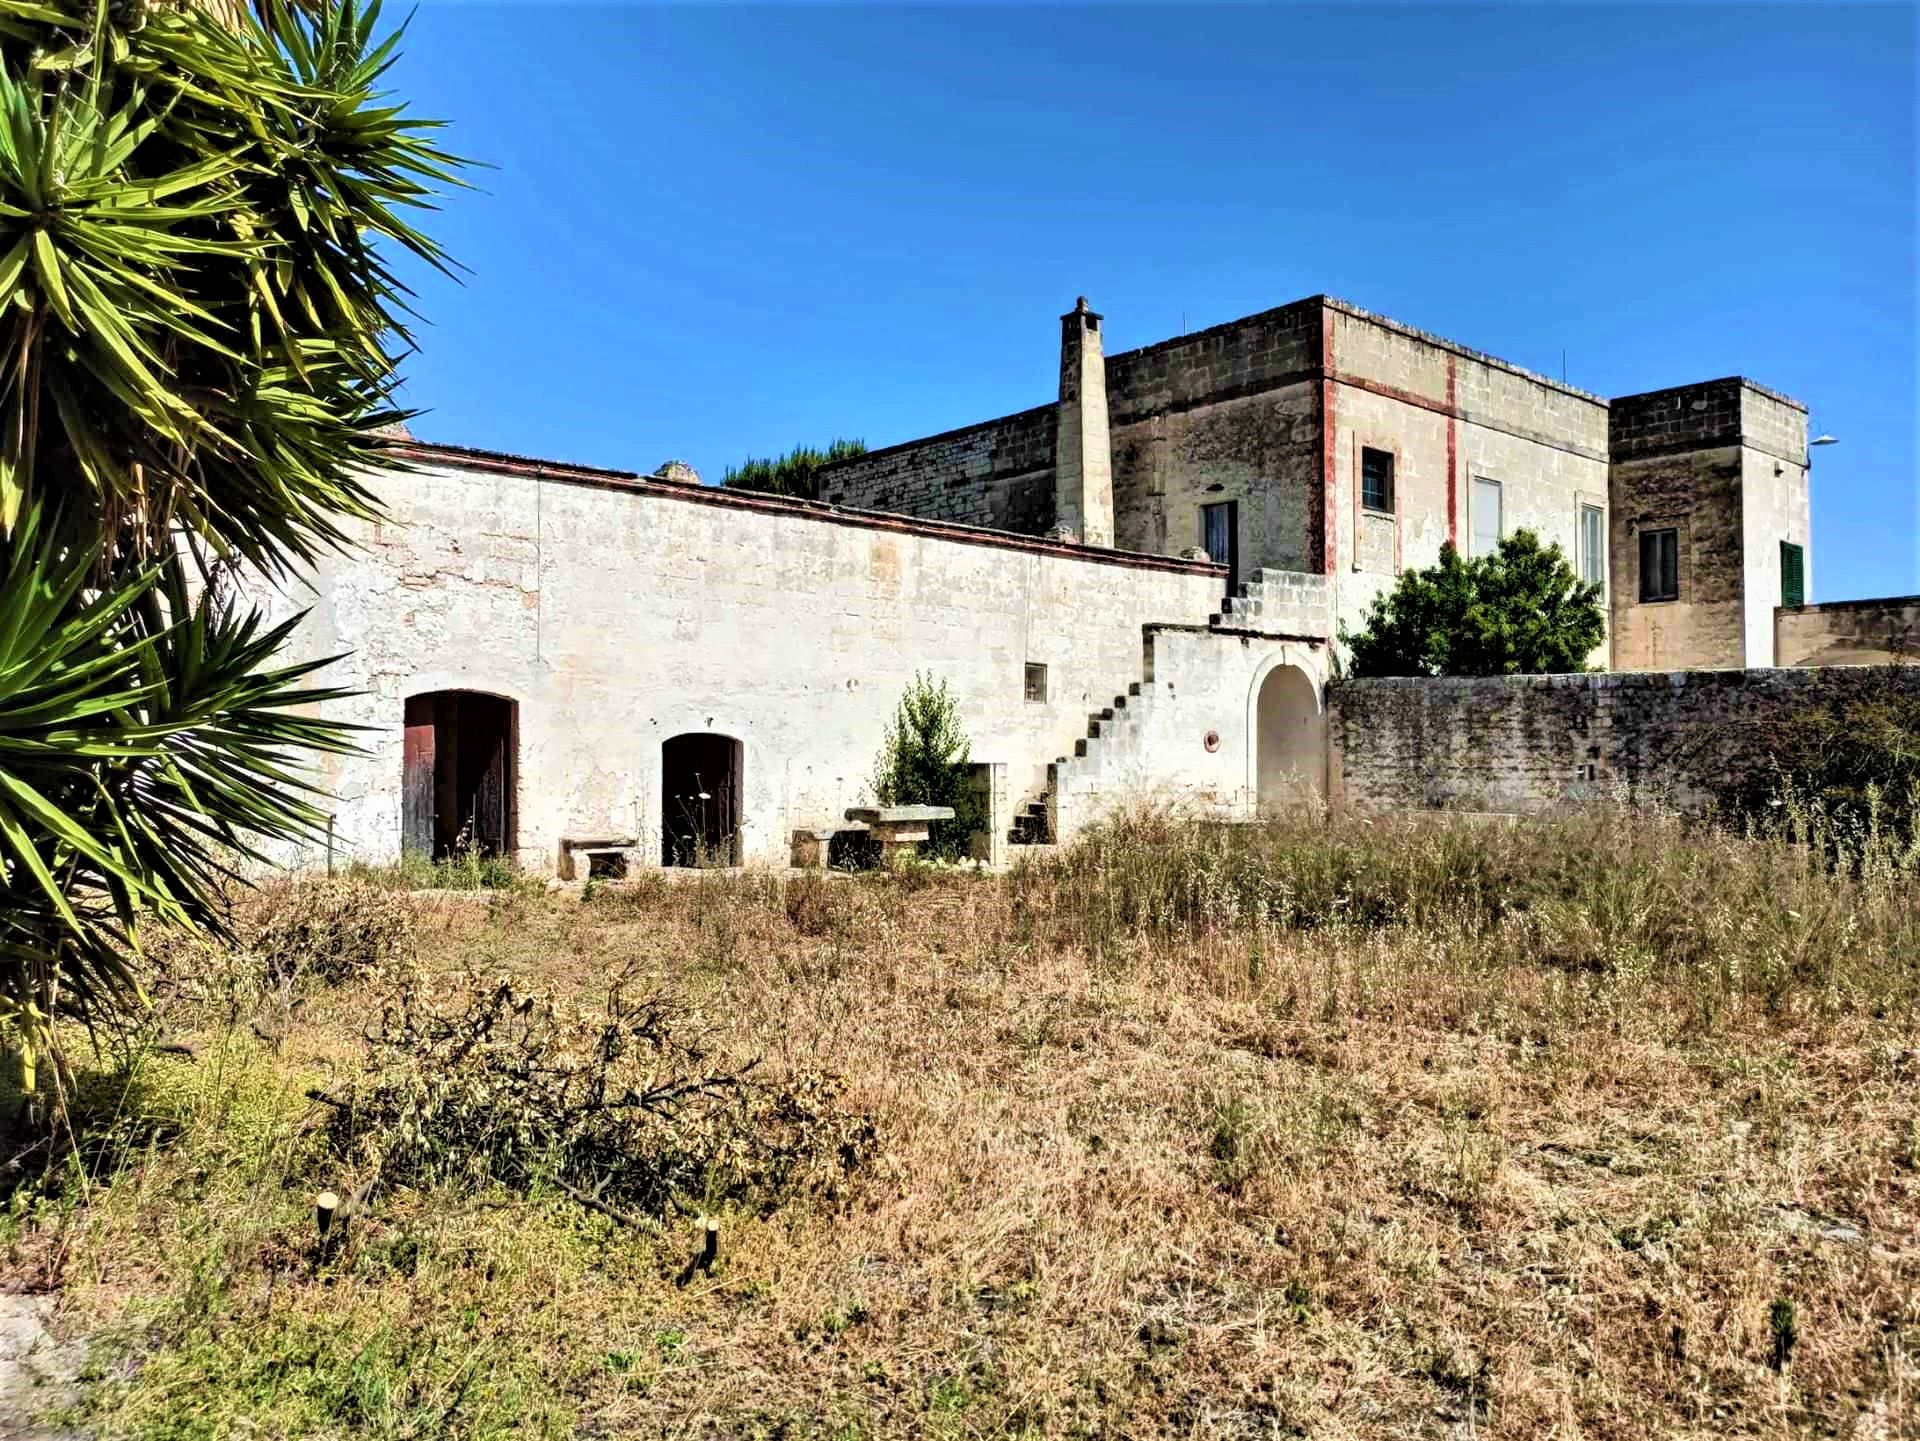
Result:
[1021, 802, 1920, 1009]
[784, 871, 857, 937]
[240, 877, 415, 987]
[325, 964, 873, 1218]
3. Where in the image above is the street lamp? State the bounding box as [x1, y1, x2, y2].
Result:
[1810, 434, 1838, 446]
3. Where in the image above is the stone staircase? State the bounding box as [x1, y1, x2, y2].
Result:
[1005, 569, 1331, 847]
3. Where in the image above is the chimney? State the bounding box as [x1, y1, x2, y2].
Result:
[1056, 296, 1114, 546]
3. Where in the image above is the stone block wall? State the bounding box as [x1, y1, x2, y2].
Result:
[1777, 597, 1920, 666]
[816, 404, 1057, 533]
[1105, 302, 1321, 576]
[1328, 665, 1920, 815]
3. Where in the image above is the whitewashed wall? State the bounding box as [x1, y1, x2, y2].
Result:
[256, 450, 1273, 871]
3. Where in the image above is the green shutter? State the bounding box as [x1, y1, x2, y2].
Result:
[1780, 541, 1805, 608]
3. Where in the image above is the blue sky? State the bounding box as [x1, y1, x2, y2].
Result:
[386, 3, 1917, 602]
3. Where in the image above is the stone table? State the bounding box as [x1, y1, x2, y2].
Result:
[843, 806, 955, 867]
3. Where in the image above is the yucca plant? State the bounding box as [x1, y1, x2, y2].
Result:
[0, 0, 462, 1098]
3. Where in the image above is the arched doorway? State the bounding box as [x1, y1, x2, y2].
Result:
[402, 690, 517, 858]
[662, 733, 743, 867]
[1255, 664, 1324, 813]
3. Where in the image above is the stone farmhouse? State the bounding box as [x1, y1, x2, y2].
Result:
[267, 294, 1910, 875]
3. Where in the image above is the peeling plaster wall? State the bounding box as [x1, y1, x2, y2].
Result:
[1106, 300, 1323, 572]
[257, 457, 1228, 872]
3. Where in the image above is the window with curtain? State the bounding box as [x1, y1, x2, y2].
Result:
[1639, 528, 1680, 602]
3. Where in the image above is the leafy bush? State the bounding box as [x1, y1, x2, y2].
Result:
[1343, 531, 1604, 676]
[324, 966, 874, 1218]
[872, 672, 986, 861]
[0, 1, 463, 1091]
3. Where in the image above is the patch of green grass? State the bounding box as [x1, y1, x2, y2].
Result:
[348, 846, 533, 894]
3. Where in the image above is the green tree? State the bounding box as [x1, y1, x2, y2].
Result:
[1344, 530, 1605, 677]
[0, 0, 461, 1091]
[872, 672, 984, 861]
[723, 438, 866, 500]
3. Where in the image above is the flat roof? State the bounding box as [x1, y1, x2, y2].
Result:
[1100, 294, 1614, 408]
[1610, 375, 1808, 413]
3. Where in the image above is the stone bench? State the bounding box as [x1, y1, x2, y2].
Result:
[559, 835, 642, 882]
[842, 805, 955, 867]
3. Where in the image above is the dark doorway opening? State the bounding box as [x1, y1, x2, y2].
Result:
[402, 691, 516, 859]
[662, 733, 743, 867]
[1201, 499, 1240, 592]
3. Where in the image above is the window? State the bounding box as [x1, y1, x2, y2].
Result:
[1780, 541, 1805, 608]
[1579, 503, 1606, 589]
[1024, 662, 1048, 704]
[1361, 447, 1395, 513]
[1639, 527, 1680, 602]
[1200, 500, 1239, 586]
[1470, 477, 1502, 557]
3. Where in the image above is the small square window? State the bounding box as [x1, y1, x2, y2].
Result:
[1639, 527, 1680, 602]
[1024, 662, 1048, 703]
[1361, 447, 1395, 513]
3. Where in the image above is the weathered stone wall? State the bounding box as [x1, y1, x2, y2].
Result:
[1777, 597, 1920, 666]
[1328, 665, 1920, 814]
[1739, 387, 1811, 667]
[258, 446, 1230, 872]
[815, 405, 1056, 533]
[1106, 300, 1322, 575]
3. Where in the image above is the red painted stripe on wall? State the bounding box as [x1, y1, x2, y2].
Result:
[1321, 308, 1337, 575]
[1445, 355, 1458, 547]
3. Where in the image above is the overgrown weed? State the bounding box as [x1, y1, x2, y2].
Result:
[2, 803, 1913, 1437]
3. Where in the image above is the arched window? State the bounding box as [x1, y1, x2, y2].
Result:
[402, 691, 517, 858]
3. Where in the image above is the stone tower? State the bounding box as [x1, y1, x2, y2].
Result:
[1607, 378, 1809, 669]
[1055, 297, 1114, 546]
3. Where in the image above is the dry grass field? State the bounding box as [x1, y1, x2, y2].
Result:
[1, 806, 1916, 1439]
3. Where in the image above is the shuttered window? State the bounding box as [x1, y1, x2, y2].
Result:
[1781, 541, 1805, 608]
[1471, 477, 1502, 557]
[1639, 528, 1679, 602]
[1579, 504, 1606, 589]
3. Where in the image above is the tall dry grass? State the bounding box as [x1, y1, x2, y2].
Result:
[1, 804, 1914, 1438]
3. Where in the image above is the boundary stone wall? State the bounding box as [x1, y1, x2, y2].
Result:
[1328, 665, 1920, 814]
[1777, 597, 1920, 667]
